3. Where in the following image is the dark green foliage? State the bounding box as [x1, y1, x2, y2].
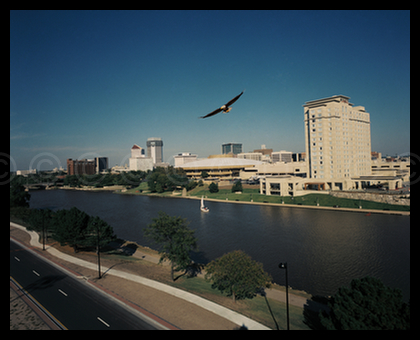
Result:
[231, 180, 243, 193]
[319, 276, 410, 330]
[147, 167, 189, 193]
[85, 216, 116, 249]
[205, 250, 272, 302]
[52, 207, 90, 252]
[63, 171, 147, 188]
[10, 177, 31, 208]
[144, 211, 198, 281]
[52, 208, 116, 253]
[28, 208, 53, 232]
[208, 182, 219, 193]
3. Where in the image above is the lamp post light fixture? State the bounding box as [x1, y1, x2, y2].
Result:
[278, 262, 289, 330]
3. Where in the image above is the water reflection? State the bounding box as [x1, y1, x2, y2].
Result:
[29, 190, 410, 300]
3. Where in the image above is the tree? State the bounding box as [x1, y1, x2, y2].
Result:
[10, 177, 30, 208]
[28, 208, 53, 232]
[201, 171, 209, 179]
[318, 276, 410, 330]
[232, 180, 243, 193]
[144, 211, 198, 281]
[205, 250, 272, 302]
[208, 182, 219, 193]
[52, 207, 90, 252]
[85, 216, 116, 249]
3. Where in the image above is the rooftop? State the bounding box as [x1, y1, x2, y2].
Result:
[175, 157, 263, 169]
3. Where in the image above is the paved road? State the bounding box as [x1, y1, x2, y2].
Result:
[10, 239, 166, 330]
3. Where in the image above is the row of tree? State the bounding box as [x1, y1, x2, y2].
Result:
[147, 167, 202, 193]
[28, 207, 116, 253]
[64, 171, 147, 188]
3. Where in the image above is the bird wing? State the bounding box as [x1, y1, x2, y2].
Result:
[225, 91, 244, 107]
[199, 107, 223, 119]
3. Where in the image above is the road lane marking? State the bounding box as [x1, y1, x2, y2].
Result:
[10, 276, 67, 330]
[14, 256, 20, 261]
[32, 270, 40, 276]
[97, 317, 110, 327]
[58, 289, 68, 297]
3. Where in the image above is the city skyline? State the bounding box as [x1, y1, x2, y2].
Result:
[10, 10, 410, 171]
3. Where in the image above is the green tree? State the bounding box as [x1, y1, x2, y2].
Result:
[63, 174, 78, 187]
[144, 211, 198, 281]
[205, 250, 272, 302]
[231, 180, 243, 193]
[28, 208, 53, 232]
[208, 182, 219, 193]
[318, 276, 410, 330]
[85, 216, 116, 249]
[52, 207, 90, 253]
[10, 177, 30, 208]
[201, 171, 209, 179]
[156, 174, 167, 193]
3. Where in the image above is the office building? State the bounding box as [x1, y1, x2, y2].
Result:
[147, 137, 164, 165]
[303, 95, 371, 180]
[272, 151, 293, 163]
[67, 159, 96, 176]
[129, 144, 153, 172]
[222, 143, 242, 155]
[95, 157, 109, 174]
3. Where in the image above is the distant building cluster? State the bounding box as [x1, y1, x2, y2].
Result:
[174, 95, 410, 196]
[18, 95, 409, 197]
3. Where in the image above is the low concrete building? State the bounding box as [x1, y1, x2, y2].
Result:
[174, 152, 198, 167]
[175, 156, 263, 180]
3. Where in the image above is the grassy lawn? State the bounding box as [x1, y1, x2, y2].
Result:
[123, 181, 408, 212]
[187, 186, 409, 212]
[171, 275, 310, 330]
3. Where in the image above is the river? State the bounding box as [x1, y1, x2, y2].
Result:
[29, 189, 410, 301]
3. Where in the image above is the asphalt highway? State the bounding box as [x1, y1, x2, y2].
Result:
[10, 239, 165, 330]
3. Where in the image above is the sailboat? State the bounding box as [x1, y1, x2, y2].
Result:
[200, 196, 209, 212]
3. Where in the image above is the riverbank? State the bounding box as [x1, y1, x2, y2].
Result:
[121, 184, 410, 216]
[10, 222, 317, 330]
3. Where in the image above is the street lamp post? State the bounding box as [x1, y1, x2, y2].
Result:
[42, 211, 46, 251]
[279, 262, 289, 330]
[93, 222, 101, 279]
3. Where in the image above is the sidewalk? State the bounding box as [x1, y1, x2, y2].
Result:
[10, 222, 270, 330]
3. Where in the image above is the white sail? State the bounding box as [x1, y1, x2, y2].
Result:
[200, 196, 209, 212]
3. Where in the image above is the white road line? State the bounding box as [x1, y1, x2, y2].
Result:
[58, 289, 68, 297]
[32, 270, 40, 276]
[97, 317, 110, 327]
[14, 256, 20, 261]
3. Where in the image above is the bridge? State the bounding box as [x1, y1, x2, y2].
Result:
[23, 183, 63, 190]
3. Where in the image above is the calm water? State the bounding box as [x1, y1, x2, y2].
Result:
[30, 190, 410, 301]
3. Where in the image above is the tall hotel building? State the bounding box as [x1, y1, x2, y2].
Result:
[304, 95, 371, 180]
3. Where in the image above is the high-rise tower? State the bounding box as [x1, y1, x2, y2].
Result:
[146, 137, 163, 165]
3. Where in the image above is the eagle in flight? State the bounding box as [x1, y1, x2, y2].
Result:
[199, 91, 244, 119]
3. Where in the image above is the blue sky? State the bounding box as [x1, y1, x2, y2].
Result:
[10, 10, 410, 171]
